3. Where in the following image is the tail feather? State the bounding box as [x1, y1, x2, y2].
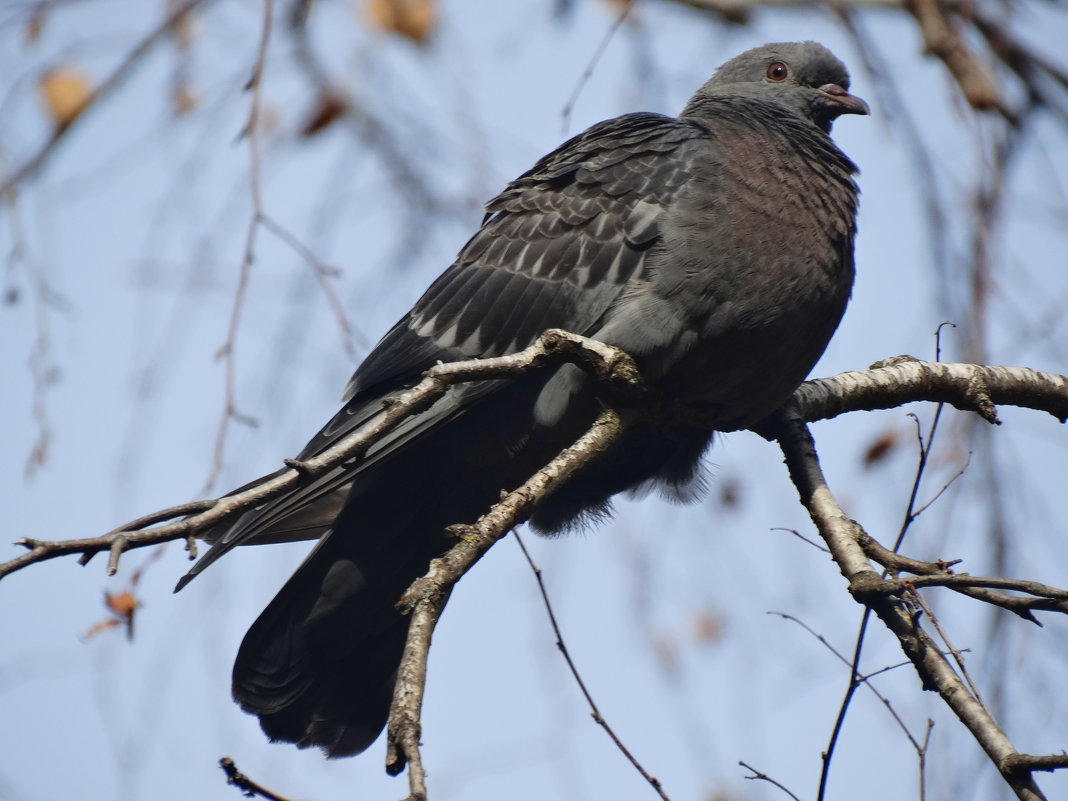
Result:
[232, 533, 421, 757]
[226, 379, 642, 757]
[230, 465, 455, 757]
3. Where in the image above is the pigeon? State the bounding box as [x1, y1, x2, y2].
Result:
[176, 41, 867, 757]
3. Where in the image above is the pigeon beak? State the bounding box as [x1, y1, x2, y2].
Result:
[819, 83, 870, 117]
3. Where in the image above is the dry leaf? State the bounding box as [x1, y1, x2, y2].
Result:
[38, 66, 92, 130]
[82, 547, 161, 642]
[83, 590, 141, 641]
[172, 80, 198, 116]
[300, 93, 349, 137]
[105, 589, 140, 618]
[692, 610, 724, 645]
[83, 619, 121, 641]
[363, 0, 436, 44]
[862, 427, 903, 469]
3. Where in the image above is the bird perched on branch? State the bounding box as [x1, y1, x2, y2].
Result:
[176, 41, 868, 757]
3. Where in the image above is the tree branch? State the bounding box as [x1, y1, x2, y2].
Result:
[5, 352, 1064, 581]
[0, 330, 641, 581]
[787, 359, 1068, 426]
[771, 408, 1050, 801]
[858, 534, 1068, 621]
[385, 408, 626, 795]
[6, 336, 1067, 799]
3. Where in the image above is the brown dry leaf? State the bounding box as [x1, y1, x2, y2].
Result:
[692, 610, 724, 645]
[83, 618, 121, 641]
[82, 590, 140, 641]
[300, 93, 349, 138]
[38, 66, 92, 130]
[862, 426, 903, 469]
[105, 589, 140, 618]
[362, 0, 436, 44]
[172, 80, 198, 116]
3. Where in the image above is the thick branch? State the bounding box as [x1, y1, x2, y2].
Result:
[772, 408, 1048, 801]
[789, 359, 1068, 426]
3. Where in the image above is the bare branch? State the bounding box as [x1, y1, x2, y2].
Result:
[5, 351, 1063, 587]
[561, 0, 633, 133]
[514, 532, 670, 800]
[788, 360, 1068, 426]
[0, 331, 640, 580]
[772, 408, 1049, 801]
[859, 535, 1068, 620]
[770, 611, 924, 752]
[259, 212, 364, 359]
[905, 0, 999, 111]
[219, 757, 300, 801]
[1002, 754, 1068, 775]
[905, 588, 988, 708]
[385, 408, 626, 792]
[739, 760, 803, 801]
[204, 0, 275, 493]
[5, 331, 1065, 797]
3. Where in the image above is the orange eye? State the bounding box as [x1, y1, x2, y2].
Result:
[766, 61, 788, 82]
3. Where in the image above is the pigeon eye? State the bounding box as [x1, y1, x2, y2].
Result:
[766, 62, 788, 82]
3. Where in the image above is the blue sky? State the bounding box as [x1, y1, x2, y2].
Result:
[2, 2, 1067, 800]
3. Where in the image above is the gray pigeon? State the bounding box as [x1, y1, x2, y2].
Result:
[176, 41, 867, 757]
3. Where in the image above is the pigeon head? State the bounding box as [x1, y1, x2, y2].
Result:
[684, 41, 869, 133]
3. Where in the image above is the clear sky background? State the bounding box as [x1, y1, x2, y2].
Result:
[2, 2, 1067, 800]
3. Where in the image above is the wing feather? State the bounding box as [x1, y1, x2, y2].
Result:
[179, 112, 707, 588]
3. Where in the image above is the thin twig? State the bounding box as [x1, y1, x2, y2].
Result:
[514, 531, 670, 800]
[2, 186, 66, 477]
[561, 0, 633, 133]
[203, 0, 274, 493]
[817, 601, 872, 801]
[770, 526, 829, 553]
[858, 536, 1068, 621]
[908, 452, 970, 521]
[739, 760, 803, 801]
[770, 612, 923, 753]
[259, 212, 364, 359]
[219, 757, 299, 801]
[919, 719, 935, 801]
[906, 587, 988, 705]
